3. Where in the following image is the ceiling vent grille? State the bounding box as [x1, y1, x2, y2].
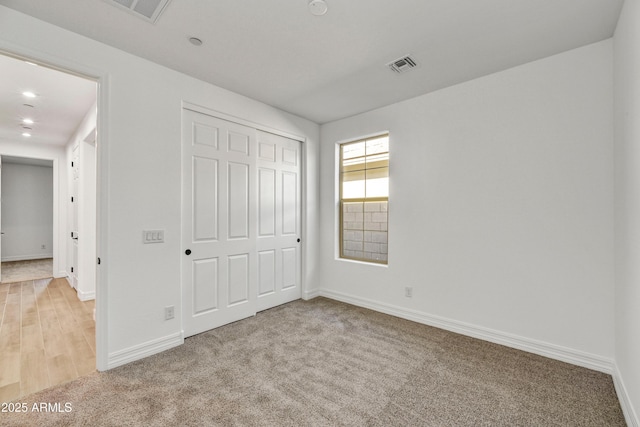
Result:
[106, 0, 171, 23]
[387, 55, 418, 74]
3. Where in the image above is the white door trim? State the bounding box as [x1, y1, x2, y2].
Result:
[0, 42, 110, 372]
[182, 101, 306, 144]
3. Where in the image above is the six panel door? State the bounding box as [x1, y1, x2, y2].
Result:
[255, 130, 302, 311]
[182, 109, 302, 337]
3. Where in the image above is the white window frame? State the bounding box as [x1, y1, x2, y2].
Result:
[338, 134, 389, 265]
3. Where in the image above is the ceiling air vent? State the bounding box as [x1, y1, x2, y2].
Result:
[387, 55, 418, 74]
[106, 0, 172, 23]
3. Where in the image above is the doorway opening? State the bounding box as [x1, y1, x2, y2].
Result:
[1, 155, 54, 283]
[0, 51, 99, 401]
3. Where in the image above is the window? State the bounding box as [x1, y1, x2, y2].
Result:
[339, 134, 389, 264]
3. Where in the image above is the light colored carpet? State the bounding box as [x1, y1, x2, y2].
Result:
[0, 298, 625, 426]
[1, 258, 53, 283]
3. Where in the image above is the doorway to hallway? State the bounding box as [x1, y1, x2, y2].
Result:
[0, 51, 100, 397]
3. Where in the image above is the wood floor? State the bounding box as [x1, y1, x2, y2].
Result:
[0, 278, 95, 402]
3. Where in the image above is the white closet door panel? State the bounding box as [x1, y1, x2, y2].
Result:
[228, 131, 250, 155]
[192, 157, 218, 241]
[281, 247, 297, 290]
[259, 141, 276, 162]
[228, 162, 249, 240]
[228, 254, 249, 305]
[258, 250, 276, 296]
[192, 258, 218, 314]
[258, 168, 276, 237]
[282, 147, 297, 166]
[193, 122, 219, 149]
[282, 171, 298, 236]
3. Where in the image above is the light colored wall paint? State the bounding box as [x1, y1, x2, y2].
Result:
[613, 0, 640, 424]
[1, 162, 53, 261]
[0, 6, 320, 366]
[65, 102, 98, 301]
[320, 41, 614, 363]
[0, 140, 67, 277]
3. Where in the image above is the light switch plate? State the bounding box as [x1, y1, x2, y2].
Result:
[143, 229, 165, 244]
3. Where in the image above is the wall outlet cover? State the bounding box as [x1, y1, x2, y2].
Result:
[164, 305, 174, 320]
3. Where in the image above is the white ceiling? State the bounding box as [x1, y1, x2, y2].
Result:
[0, 53, 97, 147]
[0, 0, 624, 125]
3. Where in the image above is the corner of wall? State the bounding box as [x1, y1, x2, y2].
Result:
[613, 0, 640, 425]
[613, 364, 640, 427]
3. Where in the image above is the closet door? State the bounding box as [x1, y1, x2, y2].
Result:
[255, 130, 302, 311]
[182, 109, 303, 337]
[182, 109, 257, 337]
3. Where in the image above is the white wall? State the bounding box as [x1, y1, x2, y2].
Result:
[320, 41, 614, 370]
[65, 102, 98, 301]
[0, 5, 320, 369]
[0, 140, 67, 277]
[1, 162, 53, 261]
[613, 0, 640, 424]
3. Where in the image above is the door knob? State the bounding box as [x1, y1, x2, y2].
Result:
[185, 249, 192, 255]
[297, 238, 301, 243]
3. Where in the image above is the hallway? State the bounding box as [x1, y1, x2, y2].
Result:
[0, 277, 95, 401]
[1, 258, 53, 284]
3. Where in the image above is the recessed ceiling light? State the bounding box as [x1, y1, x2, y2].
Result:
[22, 91, 37, 98]
[23, 118, 34, 124]
[188, 37, 203, 46]
[308, 0, 328, 16]
[22, 132, 32, 137]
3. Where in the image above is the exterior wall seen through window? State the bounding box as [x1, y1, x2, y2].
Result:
[339, 134, 389, 264]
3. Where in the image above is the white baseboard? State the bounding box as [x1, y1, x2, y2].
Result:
[107, 332, 184, 370]
[63, 274, 94, 300]
[302, 289, 320, 300]
[77, 288, 95, 301]
[613, 364, 639, 427]
[319, 289, 614, 374]
[1, 254, 53, 262]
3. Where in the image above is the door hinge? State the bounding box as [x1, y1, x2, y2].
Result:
[71, 161, 74, 167]
[71, 266, 74, 273]
[97, 257, 101, 265]
[71, 196, 74, 202]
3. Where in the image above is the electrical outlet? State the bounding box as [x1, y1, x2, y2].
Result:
[164, 305, 175, 320]
[405, 286, 413, 298]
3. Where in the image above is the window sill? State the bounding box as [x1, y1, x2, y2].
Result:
[335, 257, 389, 268]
